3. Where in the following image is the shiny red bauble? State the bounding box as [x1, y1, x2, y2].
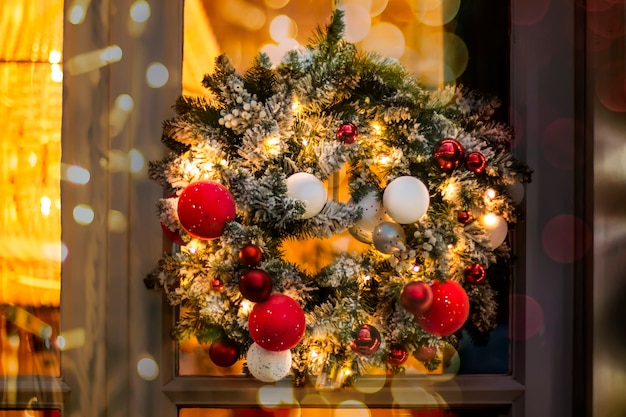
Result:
[457, 210, 473, 225]
[210, 278, 224, 291]
[177, 181, 236, 240]
[336, 122, 358, 144]
[239, 244, 263, 266]
[248, 294, 306, 351]
[208, 337, 240, 367]
[387, 344, 409, 365]
[239, 269, 272, 302]
[416, 280, 469, 336]
[465, 151, 487, 174]
[350, 324, 382, 356]
[464, 263, 487, 284]
[433, 139, 464, 171]
[400, 281, 433, 315]
[413, 344, 438, 362]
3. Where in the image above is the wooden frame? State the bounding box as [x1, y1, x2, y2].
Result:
[1, 0, 588, 415]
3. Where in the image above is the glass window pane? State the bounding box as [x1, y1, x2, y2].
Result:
[0, 0, 63, 377]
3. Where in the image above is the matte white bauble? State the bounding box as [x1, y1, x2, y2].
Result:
[286, 172, 327, 219]
[246, 343, 292, 383]
[382, 176, 430, 224]
[480, 213, 508, 249]
[348, 191, 388, 243]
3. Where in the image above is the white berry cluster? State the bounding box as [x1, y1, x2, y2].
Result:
[218, 82, 267, 134]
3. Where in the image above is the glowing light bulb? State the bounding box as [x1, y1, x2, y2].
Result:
[379, 155, 390, 164]
[482, 212, 498, 226]
[49, 50, 62, 64]
[371, 122, 382, 135]
[412, 265, 421, 272]
[240, 300, 253, 314]
[486, 188, 496, 199]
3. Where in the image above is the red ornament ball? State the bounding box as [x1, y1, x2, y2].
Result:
[239, 269, 272, 302]
[336, 122, 358, 144]
[160, 222, 186, 246]
[210, 278, 224, 292]
[413, 344, 438, 362]
[464, 263, 487, 284]
[416, 280, 470, 336]
[400, 281, 433, 315]
[350, 324, 382, 356]
[239, 244, 263, 266]
[177, 181, 236, 240]
[387, 344, 409, 365]
[248, 294, 306, 351]
[208, 337, 240, 367]
[465, 151, 487, 174]
[457, 210, 473, 225]
[433, 139, 464, 172]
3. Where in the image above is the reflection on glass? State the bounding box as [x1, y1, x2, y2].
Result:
[0, 0, 64, 377]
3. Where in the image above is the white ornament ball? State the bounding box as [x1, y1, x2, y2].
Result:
[286, 172, 327, 219]
[348, 191, 389, 243]
[246, 343, 292, 383]
[480, 213, 508, 249]
[382, 176, 430, 224]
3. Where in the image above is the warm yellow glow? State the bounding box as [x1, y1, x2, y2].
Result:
[264, 136, 281, 155]
[482, 212, 498, 226]
[371, 122, 382, 135]
[270, 15, 298, 42]
[129, 149, 145, 173]
[240, 300, 253, 315]
[378, 155, 391, 165]
[361, 22, 405, 59]
[412, 265, 421, 272]
[116, 94, 134, 111]
[486, 188, 496, 199]
[50, 63, 63, 82]
[56, 328, 86, 351]
[40, 196, 52, 216]
[66, 45, 123, 75]
[48, 50, 62, 64]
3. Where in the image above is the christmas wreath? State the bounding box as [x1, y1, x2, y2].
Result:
[145, 10, 532, 386]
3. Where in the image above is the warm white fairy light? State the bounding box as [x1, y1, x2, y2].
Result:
[220, 159, 228, 166]
[379, 155, 390, 165]
[292, 98, 301, 114]
[264, 136, 281, 155]
[412, 264, 421, 272]
[371, 122, 382, 135]
[240, 300, 253, 315]
[301, 139, 309, 146]
[447, 244, 453, 250]
[482, 212, 498, 226]
[486, 188, 496, 199]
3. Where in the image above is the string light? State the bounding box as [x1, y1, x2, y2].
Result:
[379, 155, 390, 165]
[482, 212, 498, 226]
[486, 188, 496, 199]
[371, 122, 382, 135]
[412, 264, 421, 272]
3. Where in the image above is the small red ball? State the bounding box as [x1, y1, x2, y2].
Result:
[457, 210, 473, 225]
[464, 263, 486, 284]
[400, 281, 433, 315]
[248, 294, 306, 351]
[239, 269, 272, 302]
[350, 324, 382, 356]
[416, 280, 469, 336]
[177, 181, 236, 240]
[208, 337, 240, 367]
[387, 344, 409, 365]
[433, 139, 464, 172]
[239, 244, 263, 266]
[465, 152, 487, 174]
[413, 344, 438, 362]
[210, 278, 224, 291]
[336, 122, 358, 144]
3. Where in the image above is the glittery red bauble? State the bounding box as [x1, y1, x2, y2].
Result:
[464, 263, 486, 284]
[387, 344, 409, 365]
[239, 269, 272, 302]
[457, 210, 473, 225]
[160, 222, 186, 246]
[400, 281, 433, 315]
[248, 294, 306, 351]
[239, 244, 263, 266]
[211, 278, 224, 291]
[336, 122, 358, 144]
[465, 151, 487, 174]
[413, 344, 438, 362]
[177, 181, 236, 240]
[433, 139, 464, 171]
[350, 324, 382, 356]
[208, 337, 240, 367]
[416, 280, 469, 336]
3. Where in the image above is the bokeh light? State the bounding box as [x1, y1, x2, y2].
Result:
[414, 0, 461, 26]
[442, 32, 469, 79]
[390, 378, 440, 407]
[509, 294, 544, 340]
[129, 149, 145, 173]
[72, 204, 95, 225]
[595, 64, 626, 112]
[300, 394, 331, 417]
[361, 22, 405, 59]
[542, 214, 592, 263]
[265, 0, 290, 9]
[270, 15, 298, 42]
[369, 0, 389, 17]
[108, 210, 128, 232]
[130, 0, 151, 23]
[137, 356, 160, 381]
[341, 3, 372, 42]
[257, 384, 296, 408]
[67, 3, 87, 25]
[146, 62, 169, 88]
[65, 165, 90, 184]
[541, 118, 585, 169]
[511, 0, 550, 26]
[352, 375, 386, 394]
[334, 400, 371, 417]
[56, 328, 86, 351]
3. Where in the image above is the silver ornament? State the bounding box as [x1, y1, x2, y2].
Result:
[372, 221, 406, 254]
